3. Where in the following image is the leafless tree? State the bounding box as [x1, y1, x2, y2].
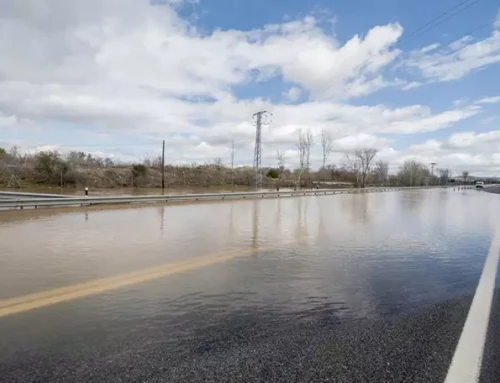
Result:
[276, 150, 285, 171]
[348, 148, 378, 188]
[151, 155, 162, 168]
[231, 140, 235, 191]
[438, 168, 450, 185]
[142, 155, 153, 167]
[275, 149, 286, 190]
[213, 157, 223, 167]
[296, 129, 314, 188]
[373, 161, 389, 185]
[462, 170, 469, 184]
[345, 153, 361, 185]
[104, 158, 114, 168]
[8, 145, 20, 164]
[320, 129, 333, 169]
[398, 160, 430, 186]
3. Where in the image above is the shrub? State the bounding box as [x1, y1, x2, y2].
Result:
[266, 169, 279, 179]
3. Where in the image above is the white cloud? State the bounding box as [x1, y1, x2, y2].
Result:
[283, 87, 302, 102]
[0, 0, 499, 175]
[402, 81, 422, 90]
[406, 18, 500, 83]
[407, 129, 500, 152]
[400, 128, 500, 177]
[445, 130, 500, 149]
[0, 113, 17, 127]
[332, 134, 389, 152]
[476, 96, 500, 104]
[0, 1, 404, 101]
[448, 36, 473, 51]
[419, 43, 440, 54]
[378, 105, 480, 134]
[408, 139, 442, 153]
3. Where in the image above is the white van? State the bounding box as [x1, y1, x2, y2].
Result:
[476, 181, 484, 189]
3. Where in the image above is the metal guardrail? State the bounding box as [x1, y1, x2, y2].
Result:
[0, 186, 446, 210]
[0, 191, 73, 199]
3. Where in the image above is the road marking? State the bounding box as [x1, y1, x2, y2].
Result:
[445, 229, 500, 383]
[0, 246, 265, 319]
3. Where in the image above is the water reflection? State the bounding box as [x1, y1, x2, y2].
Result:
[399, 190, 425, 212]
[294, 197, 310, 245]
[157, 206, 165, 233]
[1, 189, 499, 319]
[274, 197, 282, 234]
[252, 200, 259, 248]
[229, 205, 234, 238]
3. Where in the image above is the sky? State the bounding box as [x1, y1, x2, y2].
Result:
[1, 0, 500, 175]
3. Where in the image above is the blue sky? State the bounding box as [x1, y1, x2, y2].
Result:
[1, 0, 500, 174]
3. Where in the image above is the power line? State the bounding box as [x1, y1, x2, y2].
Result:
[401, 0, 482, 44]
[414, 21, 491, 71]
[402, 0, 481, 43]
[358, 0, 484, 72]
[438, 21, 491, 50]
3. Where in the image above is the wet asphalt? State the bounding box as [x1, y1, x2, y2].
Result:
[3, 188, 500, 382]
[0, 292, 481, 383]
[480, 289, 500, 383]
[485, 185, 500, 194]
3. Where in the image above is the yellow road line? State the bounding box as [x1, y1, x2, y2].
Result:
[0, 246, 266, 318]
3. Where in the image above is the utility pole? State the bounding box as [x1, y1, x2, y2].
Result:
[253, 111, 272, 189]
[430, 162, 436, 185]
[430, 162, 436, 176]
[161, 140, 165, 190]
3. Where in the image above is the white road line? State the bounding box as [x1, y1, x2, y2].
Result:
[444, 228, 500, 383]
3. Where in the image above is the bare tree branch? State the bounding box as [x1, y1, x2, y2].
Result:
[373, 161, 389, 185]
[276, 150, 285, 171]
[295, 129, 314, 189]
[462, 170, 469, 184]
[398, 160, 431, 186]
[305, 129, 314, 171]
[276, 150, 285, 191]
[231, 140, 235, 191]
[320, 129, 333, 169]
[351, 148, 378, 188]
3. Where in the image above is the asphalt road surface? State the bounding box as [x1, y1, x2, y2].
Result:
[0, 293, 479, 382]
[1, 188, 500, 382]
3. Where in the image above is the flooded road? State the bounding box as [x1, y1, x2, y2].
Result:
[1, 188, 500, 382]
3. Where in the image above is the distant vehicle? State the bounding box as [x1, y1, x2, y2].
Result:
[476, 181, 484, 189]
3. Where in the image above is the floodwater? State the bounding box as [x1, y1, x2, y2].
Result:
[0, 188, 499, 381]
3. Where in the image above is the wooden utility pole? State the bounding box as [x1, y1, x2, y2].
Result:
[161, 140, 165, 190]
